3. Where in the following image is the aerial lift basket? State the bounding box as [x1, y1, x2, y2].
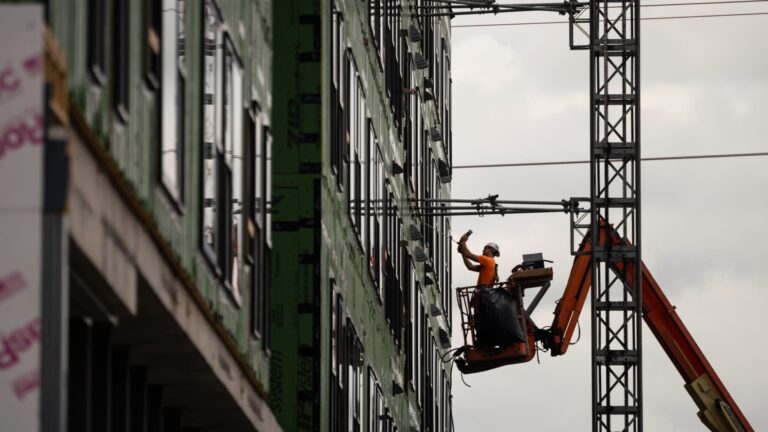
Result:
[454, 266, 553, 374]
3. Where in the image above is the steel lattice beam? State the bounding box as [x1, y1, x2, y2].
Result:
[570, 0, 643, 430]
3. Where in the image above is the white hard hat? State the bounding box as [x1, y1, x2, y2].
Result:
[484, 242, 500, 257]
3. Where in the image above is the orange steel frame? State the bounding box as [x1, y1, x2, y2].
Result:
[550, 223, 752, 431]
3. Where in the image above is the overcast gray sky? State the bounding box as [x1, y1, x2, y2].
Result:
[448, 4, 768, 431]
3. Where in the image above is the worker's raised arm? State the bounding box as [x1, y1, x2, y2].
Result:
[460, 252, 480, 271]
[458, 241, 480, 262]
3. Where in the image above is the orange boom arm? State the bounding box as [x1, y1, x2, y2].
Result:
[544, 223, 752, 432]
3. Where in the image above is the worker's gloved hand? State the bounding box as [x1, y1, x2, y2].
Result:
[457, 230, 472, 253]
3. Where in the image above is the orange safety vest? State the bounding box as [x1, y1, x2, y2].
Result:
[476, 255, 497, 287]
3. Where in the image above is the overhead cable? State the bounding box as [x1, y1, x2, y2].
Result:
[639, 0, 768, 7]
[433, 0, 768, 7]
[408, 0, 768, 18]
[452, 11, 768, 27]
[452, 151, 768, 169]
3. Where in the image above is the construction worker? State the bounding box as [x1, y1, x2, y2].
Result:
[457, 230, 500, 288]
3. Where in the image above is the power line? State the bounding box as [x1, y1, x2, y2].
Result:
[452, 151, 768, 169]
[452, 0, 768, 11]
[424, 0, 768, 9]
[640, 0, 768, 7]
[447, 0, 768, 7]
[452, 11, 768, 27]
[398, 0, 768, 18]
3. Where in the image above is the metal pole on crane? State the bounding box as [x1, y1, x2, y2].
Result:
[570, 0, 643, 428]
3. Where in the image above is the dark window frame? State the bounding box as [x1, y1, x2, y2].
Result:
[175, 70, 186, 200]
[368, 0, 383, 69]
[440, 38, 450, 159]
[260, 126, 273, 346]
[368, 367, 382, 432]
[367, 122, 383, 299]
[200, 0, 221, 268]
[330, 7, 344, 183]
[245, 102, 271, 347]
[384, 203, 404, 351]
[244, 105, 259, 336]
[348, 72, 366, 249]
[330, 284, 343, 432]
[200, 1, 246, 307]
[218, 32, 245, 302]
[143, 0, 161, 90]
[328, 292, 365, 432]
[406, 256, 415, 389]
[158, 0, 186, 209]
[345, 318, 364, 431]
[112, 0, 130, 122]
[417, 296, 424, 408]
[87, 0, 107, 85]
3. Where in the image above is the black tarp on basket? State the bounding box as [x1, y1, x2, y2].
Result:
[474, 286, 526, 348]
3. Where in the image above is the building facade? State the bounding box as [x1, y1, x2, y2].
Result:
[270, 1, 454, 431]
[1, 0, 452, 430]
[35, 0, 280, 430]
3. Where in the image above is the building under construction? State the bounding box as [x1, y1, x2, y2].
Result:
[271, 0, 455, 430]
[19, 1, 280, 431]
[0, 0, 454, 431]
